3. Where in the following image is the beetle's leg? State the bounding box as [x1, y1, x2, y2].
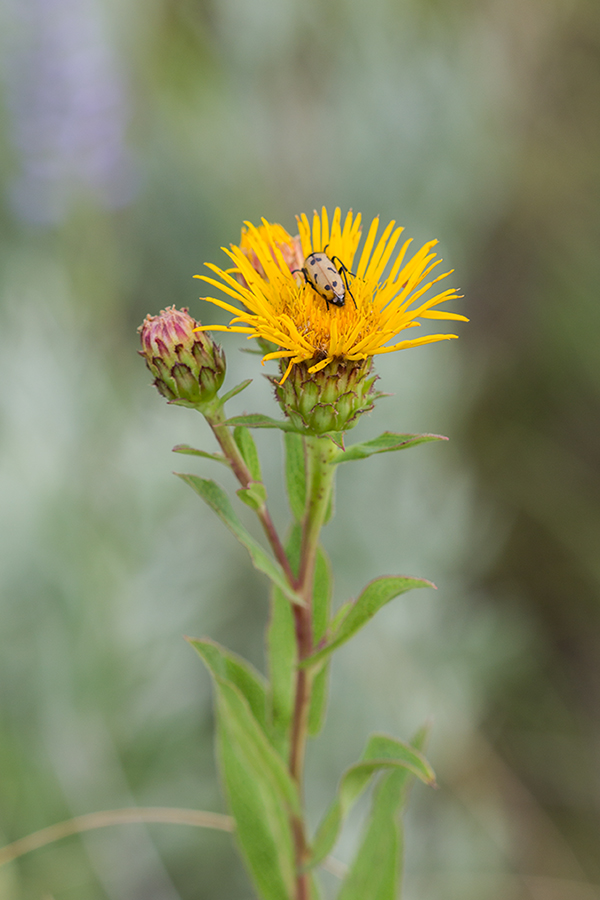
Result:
[291, 267, 309, 284]
[330, 256, 356, 279]
[332, 259, 357, 309]
[345, 285, 357, 309]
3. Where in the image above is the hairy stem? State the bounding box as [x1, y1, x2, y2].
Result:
[289, 436, 337, 900]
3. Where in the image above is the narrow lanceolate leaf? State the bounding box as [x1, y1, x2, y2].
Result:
[187, 638, 268, 733]
[323, 480, 335, 525]
[312, 547, 331, 644]
[219, 378, 253, 403]
[336, 726, 431, 900]
[193, 644, 301, 813]
[284, 432, 306, 521]
[267, 525, 302, 755]
[267, 583, 297, 756]
[303, 576, 435, 668]
[308, 664, 330, 738]
[310, 733, 436, 868]
[310, 872, 324, 900]
[225, 414, 299, 432]
[308, 547, 332, 736]
[172, 444, 228, 464]
[336, 771, 403, 900]
[217, 681, 298, 900]
[177, 475, 300, 605]
[331, 431, 448, 464]
[191, 645, 300, 900]
[234, 426, 262, 481]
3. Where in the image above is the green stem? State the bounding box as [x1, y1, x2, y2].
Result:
[289, 436, 337, 900]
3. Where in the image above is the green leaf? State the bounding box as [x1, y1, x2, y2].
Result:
[335, 724, 431, 900]
[267, 525, 302, 755]
[196, 662, 299, 900]
[192, 642, 301, 813]
[284, 432, 306, 521]
[237, 482, 268, 511]
[310, 734, 435, 868]
[336, 771, 403, 900]
[234, 426, 262, 481]
[267, 583, 297, 756]
[323, 480, 335, 524]
[308, 663, 330, 737]
[225, 414, 299, 432]
[310, 872, 324, 900]
[187, 638, 268, 733]
[312, 547, 332, 643]
[332, 431, 448, 464]
[177, 474, 301, 606]
[220, 378, 253, 403]
[172, 444, 228, 464]
[329, 600, 352, 634]
[307, 547, 332, 736]
[303, 576, 435, 668]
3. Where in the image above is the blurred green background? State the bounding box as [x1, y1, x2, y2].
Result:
[1, 0, 599, 897]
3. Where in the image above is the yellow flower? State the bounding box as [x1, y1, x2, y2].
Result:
[195, 207, 467, 385]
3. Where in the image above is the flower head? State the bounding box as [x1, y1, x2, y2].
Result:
[195, 207, 467, 387]
[138, 306, 225, 407]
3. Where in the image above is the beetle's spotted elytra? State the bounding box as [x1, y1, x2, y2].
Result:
[293, 248, 357, 311]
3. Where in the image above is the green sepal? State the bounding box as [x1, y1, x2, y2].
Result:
[336, 723, 431, 900]
[307, 547, 332, 736]
[172, 444, 228, 465]
[234, 426, 262, 481]
[302, 575, 435, 668]
[225, 414, 300, 433]
[187, 637, 268, 733]
[220, 378, 253, 403]
[332, 432, 448, 464]
[309, 734, 436, 869]
[237, 482, 268, 511]
[190, 642, 299, 900]
[284, 432, 306, 521]
[176, 474, 301, 606]
[267, 524, 302, 756]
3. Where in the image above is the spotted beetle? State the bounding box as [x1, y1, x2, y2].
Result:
[293, 248, 356, 311]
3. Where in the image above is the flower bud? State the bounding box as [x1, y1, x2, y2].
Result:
[138, 306, 225, 408]
[272, 358, 381, 435]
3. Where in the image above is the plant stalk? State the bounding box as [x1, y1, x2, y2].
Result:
[289, 436, 337, 900]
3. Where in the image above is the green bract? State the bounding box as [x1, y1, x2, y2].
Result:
[271, 358, 383, 435]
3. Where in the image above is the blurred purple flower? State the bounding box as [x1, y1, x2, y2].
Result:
[2, 0, 137, 224]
